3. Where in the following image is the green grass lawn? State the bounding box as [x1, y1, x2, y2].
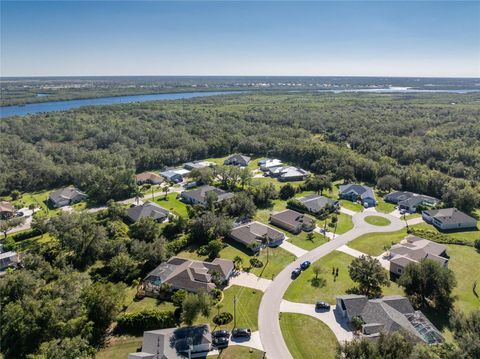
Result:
[254, 199, 286, 224]
[96, 336, 142, 359]
[123, 286, 176, 314]
[348, 228, 408, 256]
[154, 192, 189, 217]
[405, 213, 421, 220]
[6, 232, 55, 252]
[280, 313, 338, 359]
[207, 346, 265, 359]
[410, 222, 480, 245]
[364, 215, 391, 226]
[339, 200, 363, 212]
[12, 189, 62, 216]
[284, 251, 404, 304]
[334, 212, 354, 234]
[287, 231, 329, 251]
[375, 196, 396, 214]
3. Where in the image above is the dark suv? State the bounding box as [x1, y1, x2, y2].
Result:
[212, 336, 229, 349]
[212, 330, 230, 338]
[232, 328, 251, 338]
[315, 301, 331, 311]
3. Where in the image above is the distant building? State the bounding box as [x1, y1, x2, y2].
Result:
[0, 201, 16, 219]
[339, 184, 376, 208]
[224, 154, 251, 167]
[259, 158, 283, 171]
[142, 257, 234, 294]
[388, 235, 448, 275]
[0, 251, 20, 271]
[184, 161, 216, 171]
[230, 221, 285, 251]
[293, 194, 339, 214]
[269, 209, 315, 234]
[128, 324, 212, 359]
[48, 187, 87, 208]
[267, 166, 308, 181]
[160, 168, 190, 183]
[126, 202, 170, 223]
[422, 208, 477, 230]
[135, 172, 164, 185]
[335, 295, 443, 344]
[180, 185, 233, 207]
[384, 191, 439, 213]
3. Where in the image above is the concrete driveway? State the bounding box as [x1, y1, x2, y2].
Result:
[7, 208, 33, 235]
[226, 271, 272, 292]
[280, 240, 308, 257]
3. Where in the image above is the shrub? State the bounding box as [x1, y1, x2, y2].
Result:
[166, 236, 189, 255]
[213, 312, 233, 325]
[409, 228, 473, 247]
[116, 309, 177, 335]
[250, 258, 263, 268]
[211, 288, 222, 302]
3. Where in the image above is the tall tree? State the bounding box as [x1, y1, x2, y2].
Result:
[348, 255, 390, 298]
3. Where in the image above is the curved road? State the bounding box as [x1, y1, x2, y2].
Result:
[258, 209, 406, 359]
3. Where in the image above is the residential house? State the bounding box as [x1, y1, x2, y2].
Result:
[293, 194, 339, 214]
[160, 168, 190, 183]
[184, 161, 216, 171]
[384, 191, 439, 213]
[259, 158, 283, 171]
[0, 201, 16, 219]
[278, 167, 309, 182]
[180, 185, 233, 207]
[269, 209, 315, 234]
[223, 154, 251, 167]
[142, 257, 234, 294]
[0, 251, 20, 271]
[48, 187, 87, 208]
[335, 295, 443, 344]
[230, 221, 285, 251]
[126, 202, 170, 223]
[422, 208, 477, 230]
[128, 324, 212, 359]
[135, 172, 164, 185]
[388, 235, 448, 275]
[339, 184, 376, 207]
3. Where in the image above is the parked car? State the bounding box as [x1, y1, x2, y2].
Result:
[212, 330, 230, 338]
[232, 328, 251, 338]
[399, 209, 407, 215]
[212, 336, 229, 349]
[291, 268, 302, 279]
[300, 261, 311, 270]
[16, 211, 24, 217]
[315, 301, 331, 311]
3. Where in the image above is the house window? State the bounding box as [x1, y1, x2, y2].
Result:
[397, 268, 402, 274]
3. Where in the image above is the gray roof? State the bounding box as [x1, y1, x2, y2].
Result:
[423, 208, 477, 226]
[49, 186, 86, 204]
[385, 191, 439, 207]
[339, 184, 375, 200]
[336, 294, 369, 317]
[270, 209, 314, 228]
[181, 185, 233, 205]
[224, 154, 251, 165]
[230, 221, 285, 247]
[390, 235, 448, 267]
[297, 194, 338, 213]
[127, 202, 170, 222]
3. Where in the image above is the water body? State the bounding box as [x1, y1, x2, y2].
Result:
[1, 88, 477, 118]
[0, 91, 240, 118]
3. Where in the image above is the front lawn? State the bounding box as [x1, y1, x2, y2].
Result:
[334, 212, 354, 234]
[339, 200, 363, 212]
[12, 189, 62, 216]
[207, 346, 265, 359]
[284, 250, 404, 304]
[364, 215, 391, 226]
[287, 231, 329, 251]
[375, 196, 396, 214]
[347, 228, 408, 256]
[280, 313, 338, 359]
[154, 192, 189, 217]
[96, 336, 142, 359]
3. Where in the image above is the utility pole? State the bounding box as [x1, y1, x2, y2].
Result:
[233, 295, 237, 329]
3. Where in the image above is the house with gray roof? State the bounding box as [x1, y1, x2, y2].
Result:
[293, 194, 339, 215]
[48, 186, 87, 208]
[422, 208, 477, 230]
[223, 154, 251, 167]
[0, 251, 19, 271]
[184, 161, 216, 171]
[384, 191, 439, 213]
[180, 185, 233, 207]
[230, 221, 285, 251]
[388, 235, 448, 275]
[160, 168, 190, 183]
[128, 324, 212, 359]
[142, 257, 234, 294]
[127, 202, 170, 223]
[259, 158, 283, 171]
[336, 295, 443, 344]
[339, 184, 376, 207]
[269, 209, 315, 234]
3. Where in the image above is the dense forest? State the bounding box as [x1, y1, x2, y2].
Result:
[1, 92, 479, 210]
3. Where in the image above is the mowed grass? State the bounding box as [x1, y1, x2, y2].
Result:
[410, 222, 480, 245]
[334, 213, 354, 234]
[364, 215, 391, 227]
[96, 336, 142, 359]
[154, 192, 189, 217]
[339, 200, 363, 212]
[375, 196, 396, 214]
[123, 286, 176, 314]
[284, 251, 404, 304]
[348, 228, 408, 256]
[280, 313, 338, 359]
[287, 231, 329, 251]
[207, 346, 265, 359]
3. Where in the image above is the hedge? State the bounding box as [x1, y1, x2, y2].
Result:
[409, 228, 473, 247]
[116, 309, 177, 335]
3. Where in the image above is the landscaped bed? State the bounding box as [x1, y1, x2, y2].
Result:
[363, 215, 391, 226]
[279, 313, 338, 359]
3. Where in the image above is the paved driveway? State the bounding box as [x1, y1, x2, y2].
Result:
[226, 271, 272, 292]
[280, 240, 308, 257]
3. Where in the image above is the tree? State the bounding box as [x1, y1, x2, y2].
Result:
[351, 316, 363, 333]
[181, 291, 211, 325]
[201, 238, 224, 260]
[233, 256, 243, 270]
[377, 175, 401, 192]
[27, 336, 94, 359]
[162, 184, 170, 199]
[0, 217, 25, 238]
[223, 193, 256, 219]
[189, 212, 232, 244]
[306, 232, 315, 242]
[305, 175, 332, 195]
[348, 255, 390, 298]
[129, 216, 161, 242]
[336, 338, 378, 359]
[172, 289, 187, 307]
[279, 183, 295, 200]
[449, 310, 480, 358]
[31, 213, 49, 238]
[247, 183, 278, 207]
[107, 252, 140, 283]
[188, 167, 214, 185]
[312, 264, 321, 279]
[398, 259, 456, 311]
[133, 186, 144, 206]
[104, 200, 126, 220]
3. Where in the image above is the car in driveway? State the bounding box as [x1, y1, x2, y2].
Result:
[315, 301, 331, 311]
[291, 268, 302, 279]
[16, 211, 24, 217]
[300, 261, 311, 270]
[232, 328, 251, 338]
[212, 330, 230, 338]
[212, 336, 229, 349]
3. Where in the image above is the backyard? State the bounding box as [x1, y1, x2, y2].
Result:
[154, 192, 189, 217]
[96, 336, 142, 359]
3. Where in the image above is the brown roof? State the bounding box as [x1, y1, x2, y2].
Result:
[230, 221, 285, 247]
[0, 201, 15, 213]
[270, 209, 314, 228]
[135, 171, 164, 183]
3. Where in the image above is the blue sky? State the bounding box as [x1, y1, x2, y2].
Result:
[1, 1, 478, 77]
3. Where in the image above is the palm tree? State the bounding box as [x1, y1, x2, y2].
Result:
[134, 186, 144, 206]
[233, 256, 243, 270]
[162, 184, 170, 199]
[262, 233, 272, 264]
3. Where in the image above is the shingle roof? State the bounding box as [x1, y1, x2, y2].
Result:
[224, 154, 251, 165]
[230, 221, 285, 247]
[181, 185, 233, 205]
[390, 235, 448, 268]
[384, 191, 439, 206]
[0, 201, 15, 213]
[127, 202, 170, 222]
[423, 208, 477, 226]
[270, 209, 314, 228]
[49, 187, 86, 204]
[339, 184, 375, 200]
[297, 194, 338, 213]
[135, 172, 164, 183]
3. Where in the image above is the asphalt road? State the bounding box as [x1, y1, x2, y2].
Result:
[258, 209, 405, 359]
